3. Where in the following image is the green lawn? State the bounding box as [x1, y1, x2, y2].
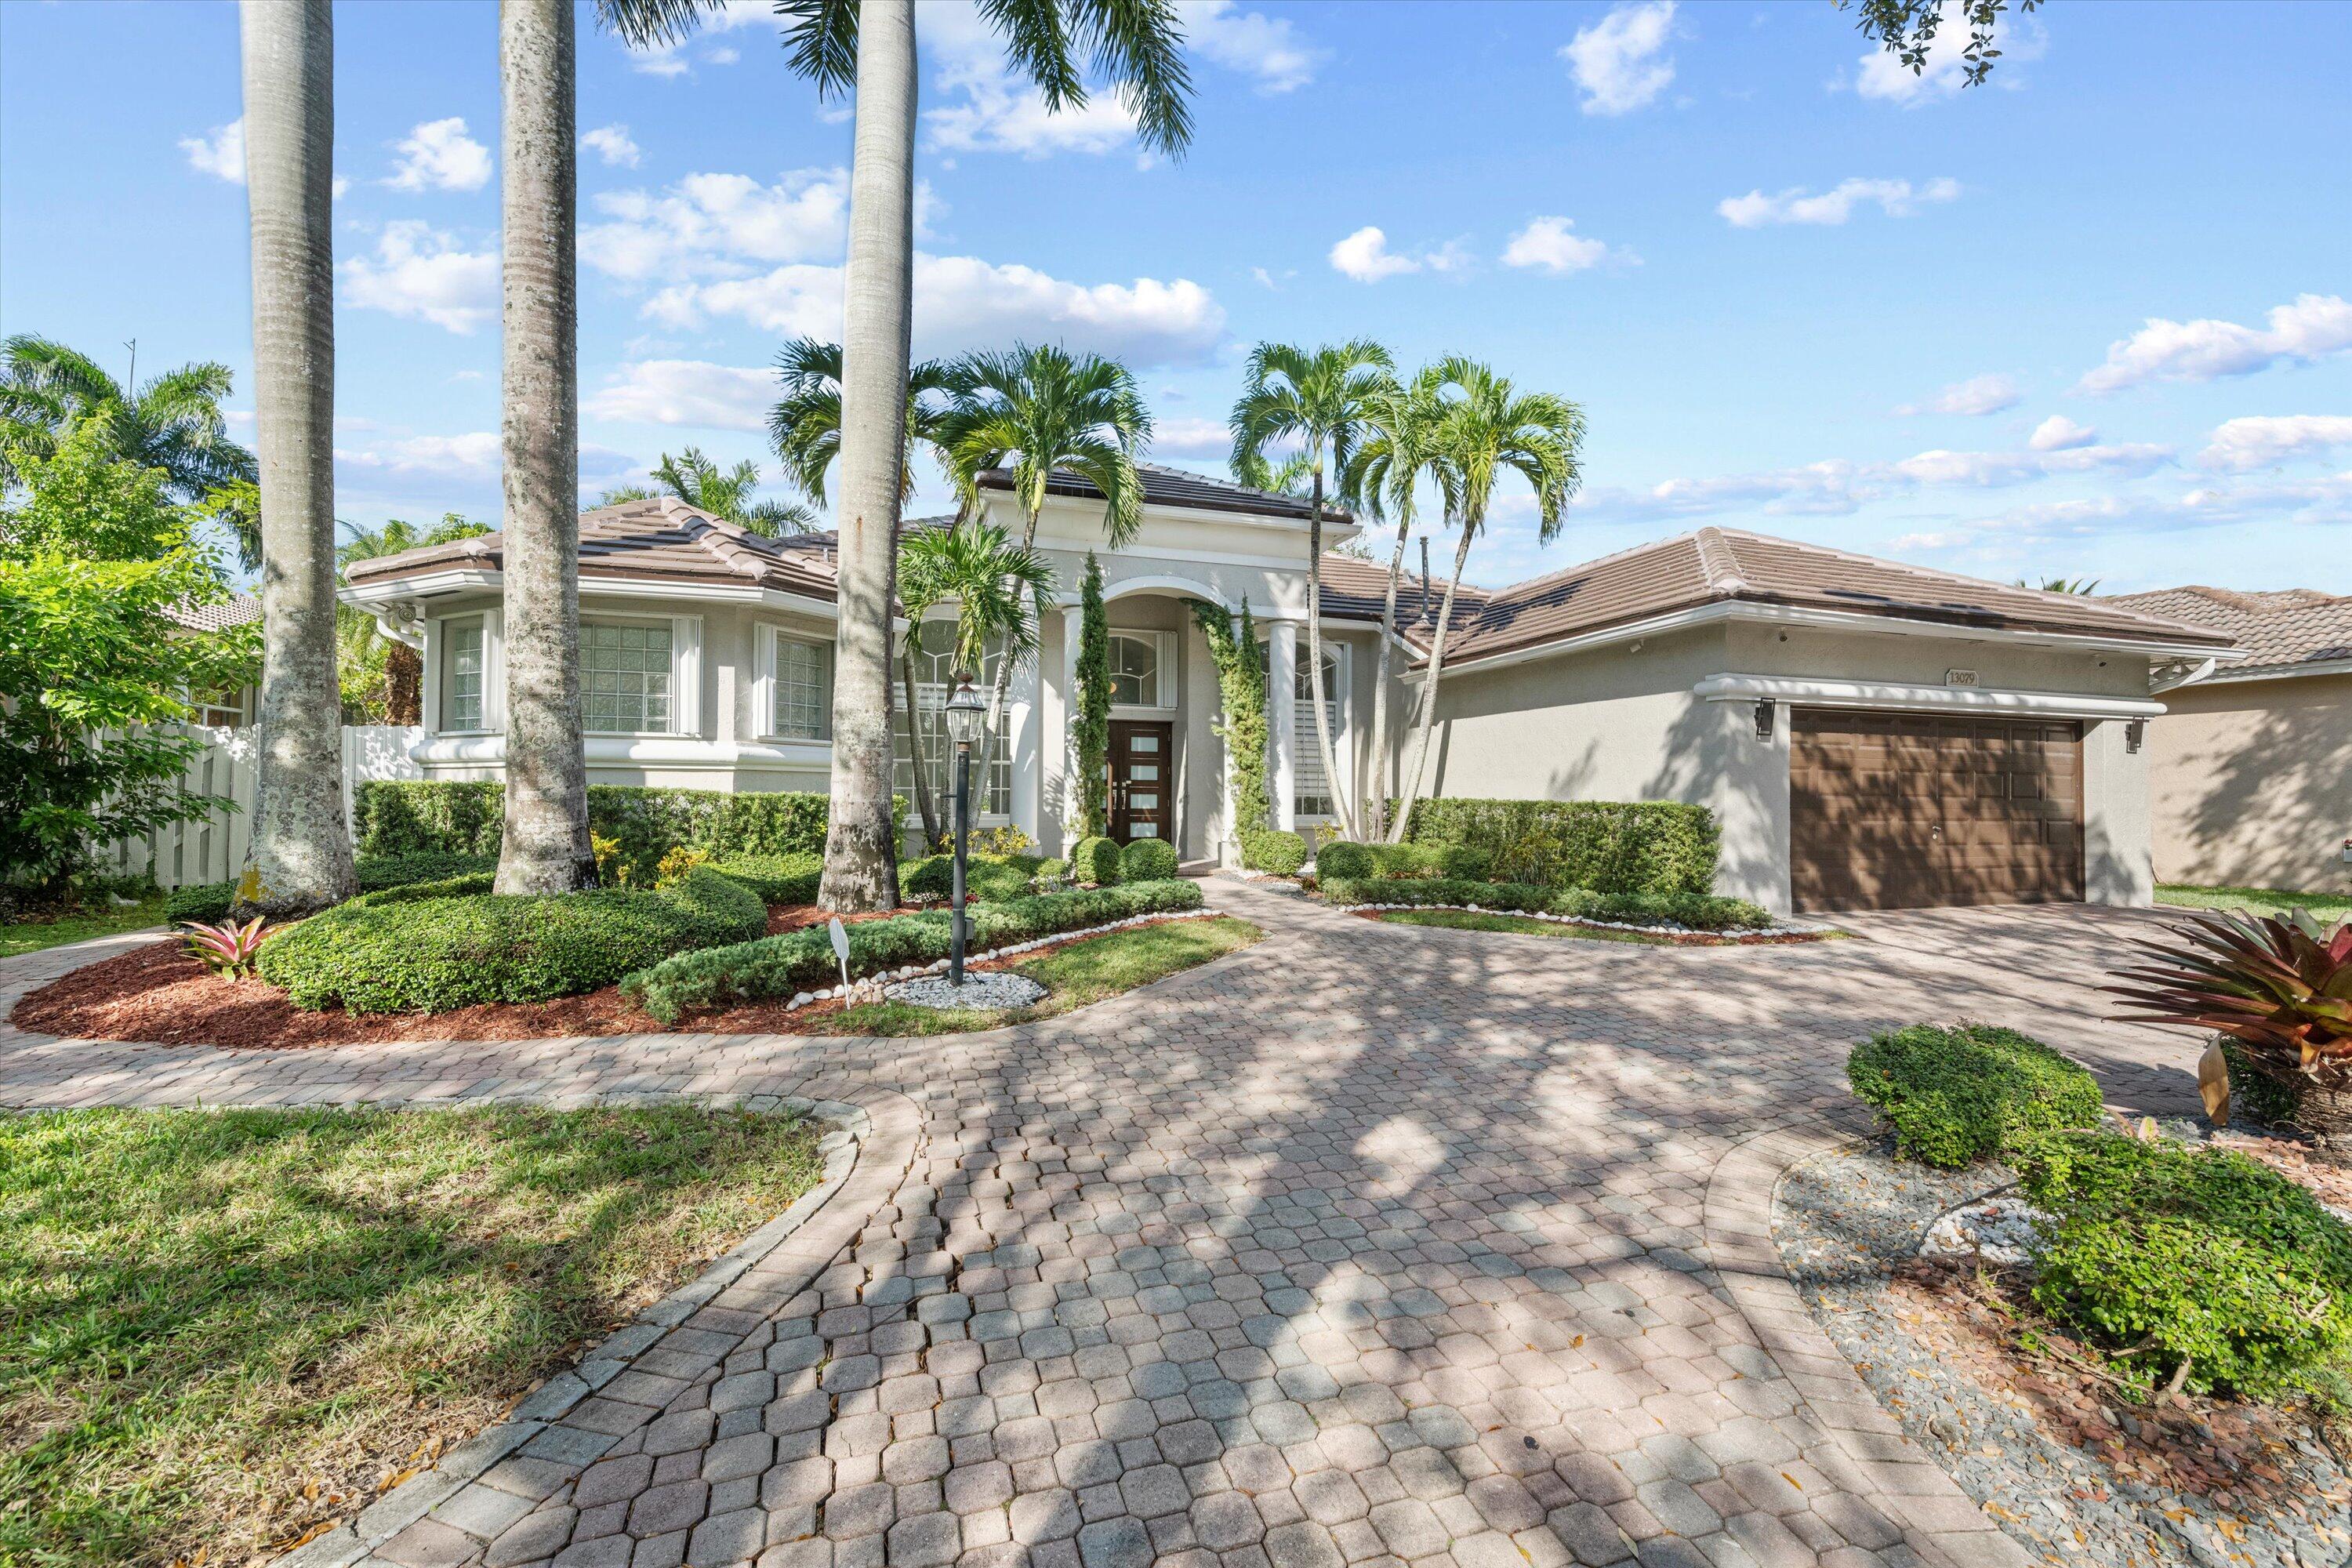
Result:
[824, 914, 1261, 1035]
[1374, 907, 1681, 945]
[2156, 883, 2352, 923]
[0, 895, 168, 960]
[0, 1105, 825, 1568]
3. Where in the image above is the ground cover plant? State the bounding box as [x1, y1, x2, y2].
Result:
[2158, 883, 2352, 924]
[1846, 1023, 2107, 1168]
[1320, 875, 1772, 933]
[0, 1103, 825, 1568]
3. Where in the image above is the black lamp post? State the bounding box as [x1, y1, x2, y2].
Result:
[943, 677, 986, 986]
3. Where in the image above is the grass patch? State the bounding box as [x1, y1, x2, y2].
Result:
[1374, 907, 1678, 945]
[0, 897, 167, 960]
[822, 915, 1261, 1036]
[0, 1104, 826, 1568]
[2157, 883, 2352, 923]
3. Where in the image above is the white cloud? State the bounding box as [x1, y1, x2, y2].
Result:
[1892, 442, 2170, 486]
[2200, 415, 2352, 472]
[1896, 372, 2020, 416]
[339, 430, 502, 480]
[1561, 2, 1676, 117]
[626, 0, 768, 78]
[582, 169, 852, 283]
[2027, 415, 2097, 451]
[386, 117, 492, 193]
[586, 360, 773, 432]
[336, 431, 641, 504]
[1178, 0, 1327, 93]
[705, 45, 740, 66]
[1152, 416, 1232, 458]
[340, 222, 499, 335]
[1501, 216, 1626, 275]
[2077, 294, 2352, 394]
[1853, 6, 2045, 104]
[180, 118, 244, 183]
[581, 124, 642, 169]
[1904, 471, 2352, 549]
[1327, 227, 1468, 283]
[1718, 176, 1959, 228]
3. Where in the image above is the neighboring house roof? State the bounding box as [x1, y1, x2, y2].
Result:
[343, 498, 841, 602]
[1314, 552, 1492, 630]
[2105, 585, 2352, 679]
[164, 593, 263, 632]
[976, 461, 1347, 524]
[1326, 526, 2237, 668]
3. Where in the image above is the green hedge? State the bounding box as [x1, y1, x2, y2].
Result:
[623, 879, 1206, 1024]
[704, 852, 822, 906]
[902, 853, 1042, 903]
[1846, 1025, 2106, 1168]
[254, 866, 766, 1014]
[1071, 837, 1123, 887]
[1313, 840, 1492, 884]
[165, 851, 501, 926]
[1400, 798, 1719, 895]
[2014, 1131, 2352, 1400]
[1123, 839, 1178, 881]
[1241, 829, 1306, 877]
[1319, 876, 1772, 934]
[353, 781, 838, 880]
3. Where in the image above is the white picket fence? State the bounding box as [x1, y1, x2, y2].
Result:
[106, 724, 426, 890]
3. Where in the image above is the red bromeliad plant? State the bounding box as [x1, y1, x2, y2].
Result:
[2107, 909, 2352, 1149]
[180, 916, 270, 981]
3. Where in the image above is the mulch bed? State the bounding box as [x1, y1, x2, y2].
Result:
[12, 913, 1203, 1050]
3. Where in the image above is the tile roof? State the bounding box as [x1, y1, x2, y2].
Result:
[343, 498, 841, 601]
[2105, 585, 2352, 677]
[1319, 526, 2237, 666]
[978, 461, 1348, 524]
[164, 593, 263, 633]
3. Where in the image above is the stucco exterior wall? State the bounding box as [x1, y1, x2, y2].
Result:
[2145, 671, 2352, 891]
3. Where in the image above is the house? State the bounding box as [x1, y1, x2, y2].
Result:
[163, 590, 263, 728]
[2103, 586, 2351, 892]
[339, 474, 2241, 915]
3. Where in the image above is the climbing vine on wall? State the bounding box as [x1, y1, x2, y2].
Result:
[1189, 597, 1270, 845]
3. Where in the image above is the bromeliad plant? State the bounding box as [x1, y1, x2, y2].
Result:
[180, 916, 270, 981]
[2107, 909, 2352, 1149]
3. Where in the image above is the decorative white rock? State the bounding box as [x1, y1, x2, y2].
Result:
[885, 971, 1048, 1011]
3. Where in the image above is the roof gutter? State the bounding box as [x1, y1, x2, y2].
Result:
[1694, 673, 2167, 721]
[339, 573, 841, 621]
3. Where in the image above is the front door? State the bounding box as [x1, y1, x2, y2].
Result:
[1109, 720, 1174, 847]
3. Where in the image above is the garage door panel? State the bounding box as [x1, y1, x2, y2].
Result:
[1790, 707, 2084, 913]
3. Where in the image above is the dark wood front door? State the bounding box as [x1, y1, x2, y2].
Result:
[1109, 720, 1174, 847]
[1789, 708, 2085, 913]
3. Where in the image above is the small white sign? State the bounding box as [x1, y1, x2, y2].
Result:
[1945, 669, 1980, 688]
[828, 916, 851, 991]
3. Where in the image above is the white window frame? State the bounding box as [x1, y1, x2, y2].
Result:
[1105, 629, 1178, 714]
[430, 609, 503, 735]
[578, 612, 701, 738]
[754, 622, 834, 742]
[896, 617, 1014, 822]
[1258, 634, 1350, 825]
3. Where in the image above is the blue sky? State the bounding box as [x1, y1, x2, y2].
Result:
[4, 0, 2346, 593]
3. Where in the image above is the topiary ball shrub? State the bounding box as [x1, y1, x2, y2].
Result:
[1071, 837, 1124, 887]
[1243, 829, 1307, 877]
[1122, 838, 1178, 882]
[1313, 840, 1372, 880]
[1846, 1024, 2106, 1168]
[255, 866, 766, 1014]
[2013, 1131, 2352, 1401]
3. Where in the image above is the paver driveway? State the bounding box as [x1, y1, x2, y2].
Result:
[0, 883, 2203, 1568]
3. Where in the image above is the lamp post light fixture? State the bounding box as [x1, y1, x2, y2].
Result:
[943, 677, 987, 986]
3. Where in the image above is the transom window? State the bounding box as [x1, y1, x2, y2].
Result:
[582, 620, 673, 734]
[1108, 632, 1167, 708]
[443, 619, 485, 731]
[771, 634, 831, 740]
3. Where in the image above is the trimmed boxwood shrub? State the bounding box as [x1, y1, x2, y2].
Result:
[705, 852, 822, 906]
[1071, 836, 1124, 887]
[354, 781, 848, 880]
[1846, 1024, 2106, 1168]
[1314, 841, 1490, 883]
[164, 881, 235, 925]
[1241, 829, 1307, 877]
[254, 866, 766, 1014]
[622, 878, 1207, 1023]
[2013, 1131, 2352, 1400]
[902, 853, 1043, 903]
[1319, 877, 1772, 934]
[164, 851, 501, 927]
[1400, 797, 1718, 895]
[1122, 839, 1178, 882]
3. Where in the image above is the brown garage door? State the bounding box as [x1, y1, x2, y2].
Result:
[1790, 708, 2084, 913]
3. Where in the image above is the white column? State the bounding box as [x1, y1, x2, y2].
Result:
[1011, 644, 1042, 840]
[1058, 604, 1083, 848]
[1268, 619, 1298, 831]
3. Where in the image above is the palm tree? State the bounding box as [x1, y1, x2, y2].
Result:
[935, 343, 1152, 783]
[236, 0, 357, 916]
[1341, 368, 1455, 843]
[777, 0, 1192, 911]
[0, 335, 260, 566]
[1391, 358, 1584, 842]
[647, 446, 815, 535]
[1229, 339, 1396, 843]
[768, 336, 952, 508]
[895, 521, 1054, 849]
[2018, 575, 2102, 595]
[336, 514, 487, 723]
[1232, 446, 1315, 498]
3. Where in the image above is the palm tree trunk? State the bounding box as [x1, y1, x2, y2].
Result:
[1389, 521, 1475, 843]
[236, 0, 357, 916]
[1363, 519, 1413, 843]
[902, 642, 942, 850]
[493, 0, 597, 895]
[1301, 463, 1356, 840]
[819, 0, 916, 912]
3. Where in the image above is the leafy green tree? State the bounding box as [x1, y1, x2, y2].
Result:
[1073, 551, 1112, 839]
[644, 447, 815, 535]
[768, 336, 953, 508]
[1229, 339, 1396, 841]
[1392, 359, 1585, 841]
[336, 515, 488, 723]
[0, 420, 260, 903]
[1845, 0, 2040, 88]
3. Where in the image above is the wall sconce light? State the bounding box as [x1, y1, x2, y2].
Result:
[1754, 699, 1776, 740]
[2125, 719, 2144, 754]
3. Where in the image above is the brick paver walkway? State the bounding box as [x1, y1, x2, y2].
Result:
[1, 884, 2202, 1568]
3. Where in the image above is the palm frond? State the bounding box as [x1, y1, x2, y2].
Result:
[777, 0, 858, 96]
[593, 0, 724, 46]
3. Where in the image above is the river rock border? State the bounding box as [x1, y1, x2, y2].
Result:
[1335, 900, 1821, 942]
[277, 1085, 922, 1568]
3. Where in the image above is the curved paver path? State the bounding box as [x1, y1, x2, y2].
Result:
[2, 882, 2201, 1568]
